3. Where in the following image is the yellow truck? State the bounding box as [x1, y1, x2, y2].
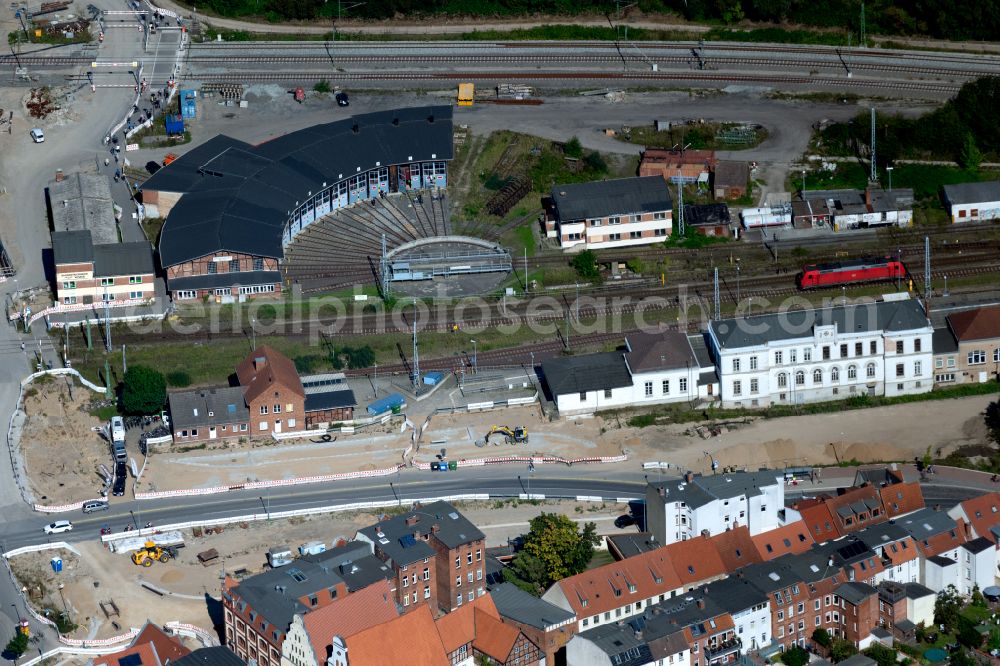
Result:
[457, 83, 474, 106]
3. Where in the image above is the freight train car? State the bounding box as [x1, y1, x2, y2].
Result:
[796, 257, 906, 289]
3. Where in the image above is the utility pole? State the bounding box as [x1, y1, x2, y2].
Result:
[122, 344, 126, 374]
[103, 289, 111, 352]
[860, 2, 866, 48]
[713, 267, 720, 321]
[411, 300, 419, 389]
[523, 248, 528, 292]
[924, 236, 931, 299]
[380, 233, 389, 300]
[676, 171, 685, 237]
[869, 107, 877, 183]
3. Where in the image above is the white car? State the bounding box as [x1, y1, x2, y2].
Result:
[29, 128, 44, 143]
[43, 520, 73, 535]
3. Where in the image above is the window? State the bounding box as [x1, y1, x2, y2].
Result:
[259, 422, 267, 431]
[778, 373, 787, 388]
[129, 275, 143, 284]
[191, 429, 198, 437]
[915, 338, 922, 352]
[579, 392, 587, 401]
[870, 341, 877, 354]
[467, 572, 474, 583]
[609, 216, 621, 225]
[260, 405, 268, 414]
[176, 290, 197, 300]
[750, 356, 758, 370]
[240, 423, 248, 431]
[914, 361, 922, 375]
[867, 363, 877, 378]
[629, 231, 642, 239]
[662, 380, 670, 395]
[654, 212, 667, 220]
[896, 341, 904, 354]
[287, 418, 296, 428]
[831, 367, 840, 382]
[129, 290, 143, 299]
[467, 552, 473, 564]
[733, 381, 742, 396]
[476, 549, 481, 561]
[969, 350, 986, 365]
[590, 218, 602, 227]
[775, 351, 783, 364]
[273, 403, 281, 414]
[424, 586, 431, 599]
[253, 257, 265, 271]
[790, 350, 797, 363]
[456, 575, 462, 587]
[896, 363, 905, 378]
[423, 567, 430, 580]
[679, 378, 687, 392]
[855, 342, 863, 356]
[457, 594, 462, 607]
[645, 382, 653, 397]
[654, 228, 668, 236]
[803, 349, 812, 362]
[100, 277, 114, 287]
[733, 358, 741, 372]
[995, 349, 1000, 363]
[62, 296, 77, 305]
[750, 378, 758, 394]
[822, 346, 831, 360]
[455, 556, 460, 568]
[231, 260, 241, 273]
[839, 343, 847, 358]
[848, 365, 857, 380]
[207, 261, 217, 274]
[604, 388, 612, 399]
[795, 371, 805, 386]
[62, 281, 76, 290]
[813, 369, 822, 383]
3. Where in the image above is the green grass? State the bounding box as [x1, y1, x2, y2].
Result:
[891, 165, 1000, 201]
[617, 122, 767, 152]
[586, 549, 615, 570]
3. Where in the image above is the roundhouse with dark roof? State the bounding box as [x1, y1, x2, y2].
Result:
[140, 106, 453, 301]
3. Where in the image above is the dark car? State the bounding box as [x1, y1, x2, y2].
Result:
[113, 462, 127, 496]
[145, 160, 162, 175]
[614, 515, 636, 529]
[335, 92, 349, 107]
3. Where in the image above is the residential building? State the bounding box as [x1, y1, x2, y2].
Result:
[607, 533, 663, 560]
[876, 581, 935, 640]
[52, 230, 156, 306]
[490, 583, 577, 665]
[639, 148, 716, 185]
[710, 526, 764, 572]
[546, 176, 673, 250]
[707, 297, 934, 408]
[752, 521, 815, 561]
[280, 580, 398, 666]
[542, 330, 706, 417]
[895, 507, 969, 592]
[832, 582, 881, 649]
[222, 542, 393, 666]
[355, 501, 486, 613]
[932, 327, 960, 384]
[172, 647, 246, 666]
[331, 604, 449, 666]
[434, 594, 542, 666]
[949, 492, 1000, 543]
[169, 346, 357, 443]
[944, 305, 1000, 384]
[566, 612, 690, 666]
[683, 203, 732, 237]
[941, 181, 1000, 224]
[855, 522, 921, 585]
[792, 188, 913, 231]
[92, 622, 191, 666]
[644, 470, 785, 545]
[713, 161, 749, 200]
[704, 577, 771, 653]
[958, 537, 996, 597]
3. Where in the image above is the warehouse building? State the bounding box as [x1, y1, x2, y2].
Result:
[140, 106, 453, 301]
[942, 181, 1000, 224]
[545, 176, 672, 250]
[683, 203, 732, 237]
[712, 160, 749, 200]
[792, 187, 913, 231]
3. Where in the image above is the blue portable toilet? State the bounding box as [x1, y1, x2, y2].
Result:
[50, 557, 62, 573]
[180, 89, 197, 119]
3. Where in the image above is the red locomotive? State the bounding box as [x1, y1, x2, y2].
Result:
[796, 257, 906, 290]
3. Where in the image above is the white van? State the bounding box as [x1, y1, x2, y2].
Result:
[30, 128, 44, 143]
[111, 416, 125, 443]
[267, 547, 294, 568]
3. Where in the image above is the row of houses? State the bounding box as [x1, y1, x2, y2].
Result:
[214, 469, 1000, 666]
[543, 297, 1000, 416]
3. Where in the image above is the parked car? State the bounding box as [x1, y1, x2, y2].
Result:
[30, 128, 44, 143]
[44, 520, 73, 534]
[614, 515, 636, 529]
[82, 500, 110, 514]
[335, 92, 349, 107]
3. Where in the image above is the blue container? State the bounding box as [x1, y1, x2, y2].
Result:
[164, 114, 184, 135]
[423, 371, 444, 386]
[180, 89, 197, 119]
[50, 557, 62, 573]
[367, 393, 405, 415]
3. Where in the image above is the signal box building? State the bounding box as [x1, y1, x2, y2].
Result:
[942, 181, 1000, 224]
[707, 297, 933, 408]
[546, 176, 672, 250]
[52, 230, 156, 306]
[140, 106, 453, 301]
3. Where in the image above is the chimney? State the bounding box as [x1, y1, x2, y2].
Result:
[685, 471, 695, 483]
[865, 187, 872, 208]
[414, 530, 421, 540]
[254, 355, 267, 370]
[657, 486, 666, 498]
[55, 169, 64, 182]
[431, 524, 440, 534]
[696, 598, 705, 610]
[405, 515, 419, 526]
[702, 586, 708, 595]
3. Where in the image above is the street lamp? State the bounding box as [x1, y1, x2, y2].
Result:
[801, 170, 806, 196]
[736, 260, 741, 306]
[886, 166, 894, 192]
[471, 340, 477, 374]
[258, 494, 270, 520]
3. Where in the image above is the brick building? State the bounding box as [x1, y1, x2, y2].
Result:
[434, 594, 543, 666]
[52, 230, 156, 306]
[490, 582, 577, 665]
[355, 501, 487, 614]
[833, 582, 880, 648]
[639, 148, 716, 185]
[169, 346, 357, 443]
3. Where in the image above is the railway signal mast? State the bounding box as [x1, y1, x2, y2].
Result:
[924, 236, 931, 299]
[676, 169, 685, 237]
[869, 107, 877, 183]
[713, 267, 720, 321]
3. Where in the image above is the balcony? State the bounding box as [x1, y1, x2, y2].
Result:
[706, 637, 743, 661]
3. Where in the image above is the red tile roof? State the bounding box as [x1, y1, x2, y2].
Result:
[948, 306, 1000, 342]
[434, 594, 499, 655]
[236, 345, 304, 403]
[880, 482, 925, 519]
[94, 623, 190, 666]
[797, 485, 886, 541]
[301, 580, 398, 663]
[661, 536, 728, 587]
[881, 536, 919, 566]
[708, 526, 763, 571]
[344, 604, 448, 666]
[472, 607, 522, 661]
[918, 518, 968, 557]
[956, 492, 1000, 543]
[751, 521, 815, 560]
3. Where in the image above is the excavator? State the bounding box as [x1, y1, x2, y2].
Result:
[131, 541, 172, 567]
[484, 425, 529, 445]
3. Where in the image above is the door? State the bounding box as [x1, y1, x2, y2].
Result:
[209, 426, 217, 440]
[274, 419, 282, 434]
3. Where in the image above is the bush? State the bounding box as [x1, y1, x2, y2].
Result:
[830, 638, 858, 663]
[121, 365, 166, 415]
[812, 628, 832, 648]
[165, 370, 192, 388]
[313, 79, 332, 93]
[564, 136, 583, 159]
[570, 250, 600, 283]
[4, 631, 28, 657]
[782, 646, 809, 666]
[293, 355, 323, 374]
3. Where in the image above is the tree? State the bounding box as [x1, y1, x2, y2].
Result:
[812, 628, 832, 648]
[583, 151, 607, 174]
[508, 552, 548, 594]
[570, 250, 600, 283]
[782, 645, 809, 666]
[959, 133, 982, 171]
[863, 644, 898, 666]
[830, 639, 858, 663]
[121, 365, 166, 415]
[957, 617, 984, 650]
[514, 513, 600, 588]
[972, 584, 987, 608]
[986, 401, 1000, 445]
[4, 631, 28, 658]
[934, 585, 962, 632]
[564, 136, 583, 159]
[950, 647, 977, 666]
